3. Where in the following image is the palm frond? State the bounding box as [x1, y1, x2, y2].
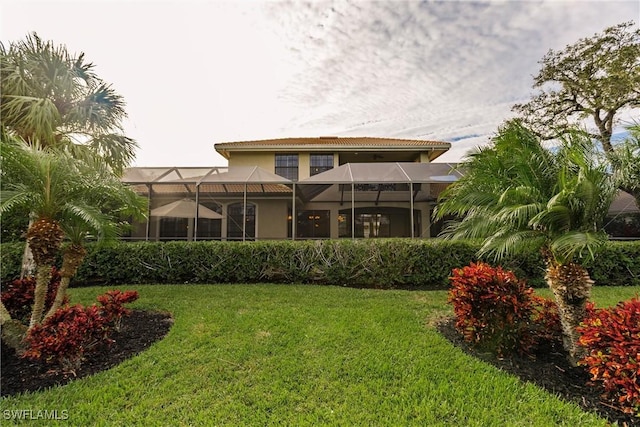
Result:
[550, 231, 608, 264]
[479, 229, 546, 261]
[1, 33, 135, 170]
[435, 120, 616, 264]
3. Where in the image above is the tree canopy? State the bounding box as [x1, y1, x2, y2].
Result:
[435, 120, 617, 265]
[514, 21, 639, 150]
[0, 33, 137, 175]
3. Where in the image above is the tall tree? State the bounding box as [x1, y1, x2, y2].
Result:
[1, 33, 139, 277]
[0, 32, 137, 175]
[611, 124, 640, 201]
[0, 141, 146, 340]
[513, 21, 640, 205]
[434, 120, 617, 365]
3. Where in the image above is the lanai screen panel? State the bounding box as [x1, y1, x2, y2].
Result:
[297, 162, 460, 202]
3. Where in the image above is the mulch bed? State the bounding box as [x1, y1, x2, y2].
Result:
[437, 317, 638, 426]
[1, 310, 173, 397]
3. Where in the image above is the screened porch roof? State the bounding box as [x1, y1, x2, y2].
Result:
[298, 162, 462, 184]
[122, 166, 292, 185]
[121, 163, 462, 200]
[122, 166, 293, 196]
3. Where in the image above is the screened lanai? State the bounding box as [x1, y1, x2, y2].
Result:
[295, 162, 462, 238]
[122, 166, 293, 241]
[122, 163, 461, 241]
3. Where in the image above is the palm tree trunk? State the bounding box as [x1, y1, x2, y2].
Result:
[545, 261, 594, 366]
[44, 244, 86, 320]
[0, 301, 28, 351]
[20, 219, 36, 279]
[20, 245, 37, 279]
[44, 276, 71, 320]
[29, 265, 53, 329]
[25, 217, 64, 329]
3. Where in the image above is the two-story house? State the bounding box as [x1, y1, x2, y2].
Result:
[122, 136, 460, 241]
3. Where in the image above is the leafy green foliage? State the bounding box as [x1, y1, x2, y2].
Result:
[0, 33, 136, 174]
[578, 298, 640, 415]
[0, 204, 29, 242]
[513, 21, 639, 151]
[610, 124, 640, 209]
[2, 239, 638, 288]
[435, 121, 617, 266]
[513, 22, 640, 206]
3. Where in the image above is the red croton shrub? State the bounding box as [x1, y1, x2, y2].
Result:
[97, 290, 139, 330]
[1, 268, 66, 321]
[529, 295, 563, 344]
[448, 262, 537, 356]
[21, 290, 139, 373]
[23, 304, 111, 373]
[577, 297, 640, 415]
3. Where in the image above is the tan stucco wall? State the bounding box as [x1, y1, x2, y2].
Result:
[298, 153, 310, 181]
[226, 152, 341, 181]
[227, 152, 274, 170]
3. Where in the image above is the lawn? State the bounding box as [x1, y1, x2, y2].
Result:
[2, 284, 639, 426]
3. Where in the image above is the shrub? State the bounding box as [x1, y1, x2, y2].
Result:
[1, 268, 65, 322]
[97, 290, 139, 330]
[578, 298, 640, 415]
[2, 240, 638, 288]
[21, 289, 139, 372]
[448, 262, 537, 356]
[530, 295, 563, 344]
[23, 304, 111, 373]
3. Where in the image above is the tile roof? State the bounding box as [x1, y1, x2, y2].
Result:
[215, 136, 450, 151]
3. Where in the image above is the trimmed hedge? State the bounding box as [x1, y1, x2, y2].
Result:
[1, 240, 638, 289]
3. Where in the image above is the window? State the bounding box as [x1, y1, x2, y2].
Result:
[159, 217, 188, 240]
[275, 154, 299, 181]
[195, 202, 222, 240]
[338, 207, 421, 238]
[227, 202, 256, 240]
[296, 210, 330, 238]
[310, 154, 333, 176]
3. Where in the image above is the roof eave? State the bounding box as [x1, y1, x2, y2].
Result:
[214, 144, 451, 153]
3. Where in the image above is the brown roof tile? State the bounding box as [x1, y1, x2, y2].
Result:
[215, 136, 450, 150]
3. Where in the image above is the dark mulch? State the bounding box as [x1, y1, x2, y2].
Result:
[437, 317, 638, 426]
[1, 310, 173, 397]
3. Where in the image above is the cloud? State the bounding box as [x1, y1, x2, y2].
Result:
[258, 0, 639, 160]
[1, 0, 638, 166]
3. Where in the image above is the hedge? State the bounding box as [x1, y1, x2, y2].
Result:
[1, 240, 638, 289]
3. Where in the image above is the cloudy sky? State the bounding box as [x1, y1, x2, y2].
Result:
[2, 0, 638, 166]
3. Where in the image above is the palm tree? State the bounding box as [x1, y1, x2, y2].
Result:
[0, 141, 146, 334]
[611, 124, 640, 210]
[44, 169, 144, 319]
[434, 120, 617, 364]
[0, 33, 137, 174]
[1, 33, 139, 278]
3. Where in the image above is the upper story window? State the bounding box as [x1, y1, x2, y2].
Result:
[275, 154, 299, 181]
[310, 154, 333, 176]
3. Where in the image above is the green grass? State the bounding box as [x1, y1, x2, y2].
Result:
[2, 285, 639, 426]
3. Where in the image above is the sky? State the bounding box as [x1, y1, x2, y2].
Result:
[1, 0, 639, 166]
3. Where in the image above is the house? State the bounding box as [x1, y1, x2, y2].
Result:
[122, 136, 460, 241]
[122, 136, 640, 241]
